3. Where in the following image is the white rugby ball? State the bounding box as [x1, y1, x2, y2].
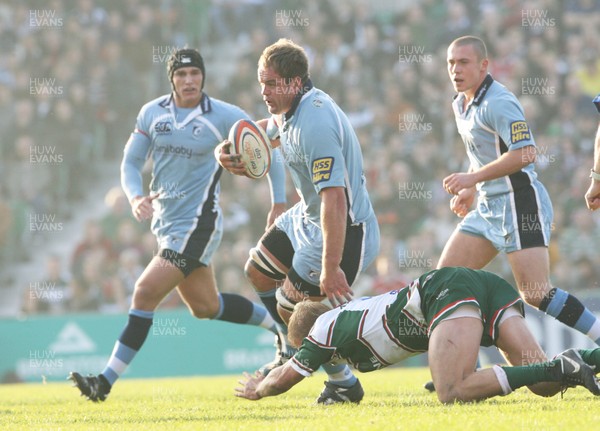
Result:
[228, 119, 272, 179]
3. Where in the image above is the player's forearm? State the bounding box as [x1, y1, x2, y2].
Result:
[593, 124, 600, 174]
[472, 146, 535, 183]
[255, 366, 299, 399]
[121, 154, 145, 203]
[267, 148, 286, 204]
[320, 187, 347, 271]
[256, 379, 291, 398]
[121, 133, 151, 202]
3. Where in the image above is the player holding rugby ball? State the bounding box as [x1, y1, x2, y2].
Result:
[217, 38, 380, 404]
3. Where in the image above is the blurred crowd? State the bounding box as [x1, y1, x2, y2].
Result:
[2, 0, 600, 315]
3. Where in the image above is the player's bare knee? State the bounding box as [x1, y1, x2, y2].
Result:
[436, 389, 458, 404]
[132, 282, 161, 309]
[245, 247, 286, 289]
[244, 259, 259, 282]
[435, 383, 470, 404]
[188, 301, 218, 319]
[520, 289, 543, 308]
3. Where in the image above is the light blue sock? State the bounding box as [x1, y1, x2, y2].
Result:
[322, 363, 357, 388]
[543, 287, 600, 345]
[101, 309, 154, 386]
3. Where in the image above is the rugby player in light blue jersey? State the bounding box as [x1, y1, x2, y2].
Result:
[70, 48, 286, 402]
[584, 94, 600, 210]
[217, 39, 380, 404]
[441, 37, 600, 348]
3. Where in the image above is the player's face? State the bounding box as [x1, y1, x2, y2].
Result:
[447, 44, 488, 98]
[172, 66, 203, 108]
[258, 66, 301, 115]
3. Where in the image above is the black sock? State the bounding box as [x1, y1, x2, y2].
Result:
[257, 288, 285, 325]
[217, 293, 254, 323]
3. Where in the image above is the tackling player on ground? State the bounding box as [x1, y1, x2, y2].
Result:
[236, 267, 600, 404]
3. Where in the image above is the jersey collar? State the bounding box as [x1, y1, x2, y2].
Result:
[161, 92, 212, 129]
[471, 74, 494, 106]
[284, 79, 314, 122]
[160, 92, 212, 112]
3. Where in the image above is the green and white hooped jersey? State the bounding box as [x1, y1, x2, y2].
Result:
[291, 288, 429, 375]
[290, 267, 523, 375]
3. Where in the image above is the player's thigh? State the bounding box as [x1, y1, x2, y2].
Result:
[277, 269, 324, 323]
[507, 246, 551, 307]
[176, 265, 220, 318]
[132, 255, 185, 311]
[437, 228, 497, 268]
[496, 315, 547, 365]
[245, 225, 293, 290]
[428, 316, 482, 401]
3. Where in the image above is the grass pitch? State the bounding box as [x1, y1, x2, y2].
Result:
[1, 367, 599, 431]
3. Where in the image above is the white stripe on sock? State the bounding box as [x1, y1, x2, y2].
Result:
[492, 365, 512, 395]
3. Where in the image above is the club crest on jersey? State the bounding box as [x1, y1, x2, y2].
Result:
[312, 157, 334, 184]
[155, 121, 173, 135]
[510, 121, 530, 144]
[192, 124, 205, 136]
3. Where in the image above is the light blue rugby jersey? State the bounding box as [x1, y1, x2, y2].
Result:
[121, 93, 248, 251]
[277, 81, 375, 225]
[452, 74, 538, 197]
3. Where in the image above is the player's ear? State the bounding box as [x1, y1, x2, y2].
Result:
[481, 58, 489, 71]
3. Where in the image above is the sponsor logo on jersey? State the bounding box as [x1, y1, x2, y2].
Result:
[154, 121, 173, 135]
[510, 121, 531, 144]
[154, 144, 192, 159]
[312, 157, 334, 184]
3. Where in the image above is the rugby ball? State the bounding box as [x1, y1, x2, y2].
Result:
[228, 119, 272, 179]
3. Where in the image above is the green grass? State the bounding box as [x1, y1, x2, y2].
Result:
[1, 368, 599, 430]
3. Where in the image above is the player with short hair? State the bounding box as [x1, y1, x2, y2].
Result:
[584, 94, 600, 211]
[69, 48, 286, 402]
[440, 36, 600, 344]
[235, 267, 600, 404]
[217, 38, 380, 403]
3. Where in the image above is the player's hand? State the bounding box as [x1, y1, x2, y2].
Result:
[234, 371, 265, 400]
[130, 194, 158, 222]
[450, 187, 476, 218]
[214, 140, 246, 176]
[266, 202, 286, 230]
[585, 180, 600, 211]
[320, 266, 353, 307]
[443, 172, 477, 195]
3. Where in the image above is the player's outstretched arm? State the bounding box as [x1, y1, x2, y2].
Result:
[235, 361, 304, 400]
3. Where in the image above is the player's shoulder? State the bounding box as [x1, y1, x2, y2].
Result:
[297, 88, 338, 129]
[481, 81, 522, 114]
[138, 94, 171, 117]
[208, 97, 249, 119]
